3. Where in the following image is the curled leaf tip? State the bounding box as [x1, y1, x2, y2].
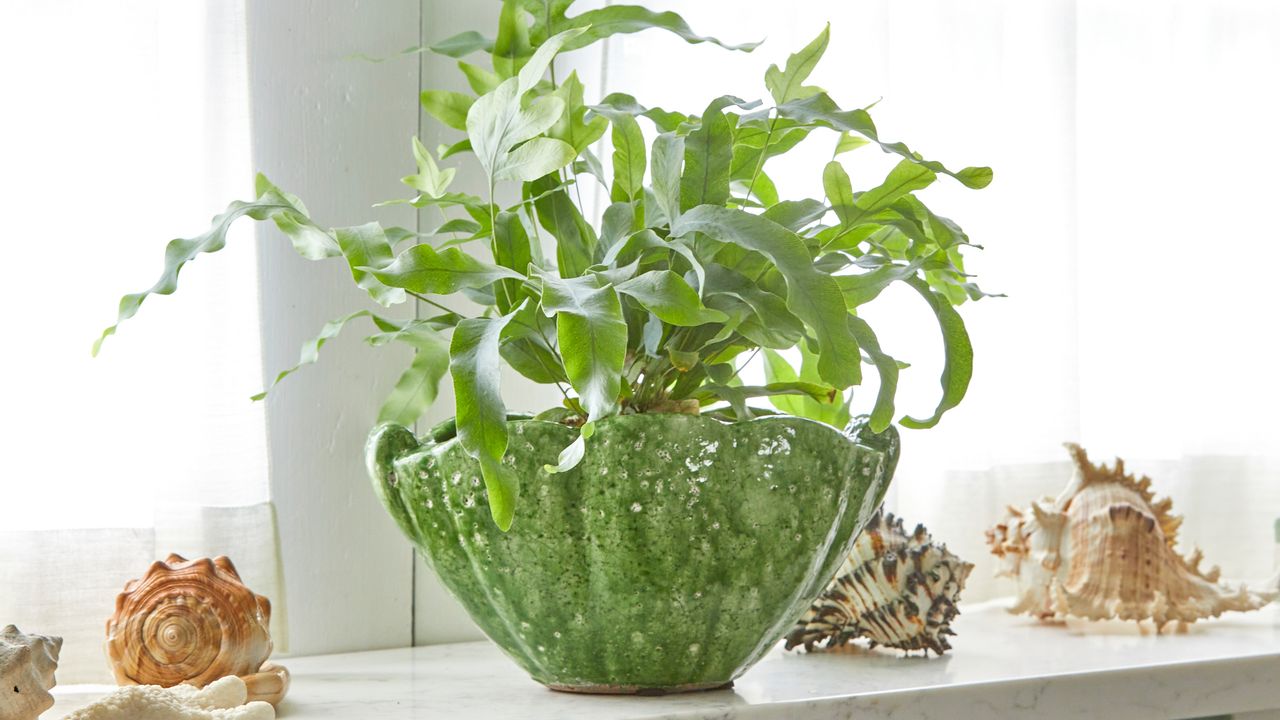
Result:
[91, 330, 111, 357]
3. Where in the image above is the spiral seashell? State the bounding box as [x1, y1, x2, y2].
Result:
[987, 443, 1279, 629]
[786, 510, 974, 656]
[1, 624, 62, 720]
[106, 554, 277, 699]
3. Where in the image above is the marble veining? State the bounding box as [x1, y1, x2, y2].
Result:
[47, 602, 1280, 719]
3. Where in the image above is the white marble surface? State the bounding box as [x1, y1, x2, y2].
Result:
[46, 601, 1280, 720]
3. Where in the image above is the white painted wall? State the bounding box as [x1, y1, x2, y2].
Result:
[247, 0, 420, 656]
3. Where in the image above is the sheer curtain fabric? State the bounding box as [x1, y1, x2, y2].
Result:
[0, 1, 285, 682]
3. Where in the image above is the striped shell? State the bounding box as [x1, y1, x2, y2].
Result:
[1, 625, 62, 720]
[987, 443, 1278, 628]
[785, 510, 974, 655]
[106, 554, 280, 701]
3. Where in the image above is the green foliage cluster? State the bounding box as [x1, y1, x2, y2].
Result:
[97, 1, 994, 530]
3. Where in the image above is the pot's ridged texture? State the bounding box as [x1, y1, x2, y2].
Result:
[367, 414, 888, 692]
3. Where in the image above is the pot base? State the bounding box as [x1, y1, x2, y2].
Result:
[546, 680, 734, 696]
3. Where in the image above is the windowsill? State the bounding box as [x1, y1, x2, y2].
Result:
[47, 600, 1280, 719]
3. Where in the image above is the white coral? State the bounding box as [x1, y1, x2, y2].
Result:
[62, 676, 274, 720]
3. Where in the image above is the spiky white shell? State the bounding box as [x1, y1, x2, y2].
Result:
[786, 510, 974, 655]
[987, 443, 1278, 628]
[1, 624, 62, 720]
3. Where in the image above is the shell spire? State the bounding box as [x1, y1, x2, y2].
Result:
[786, 510, 974, 656]
[1, 625, 62, 720]
[988, 443, 1279, 629]
[106, 554, 289, 705]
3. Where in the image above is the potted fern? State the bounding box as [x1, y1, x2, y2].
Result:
[97, 1, 992, 694]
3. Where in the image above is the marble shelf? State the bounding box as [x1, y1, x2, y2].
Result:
[47, 601, 1280, 720]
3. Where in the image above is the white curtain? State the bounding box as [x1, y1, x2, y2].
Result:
[601, 0, 1280, 601]
[0, 1, 285, 682]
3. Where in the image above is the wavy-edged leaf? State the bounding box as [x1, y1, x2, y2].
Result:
[761, 349, 804, 417]
[523, 2, 760, 52]
[846, 315, 898, 432]
[468, 28, 585, 181]
[762, 198, 827, 232]
[439, 138, 472, 160]
[491, 210, 532, 314]
[450, 305, 525, 530]
[599, 201, 638, 259]
[667, 347, 700, 372]
[681, 100, 734, 211]
[823, 161, 855, 226]
[528, 174, 597, 278]
[835, 132, 870, 156]
[591, 93, 690, 134]
[255, 174, 341, 260]
[369, 244, 522, 295]
[776, 93, 993, 189]
[765, 24, 829, 104]
[694, 381, 837, 420]
[254, 310, 379, 401]
[702, 265, 804, 348]
[615, 271, 727, 327]
[365, 314, 462, 347]
[420, 90, 474, 131]
[402, 137, 457, 199]
[544, 421, 593, 474]
[607, 113, 646, 202]
[94, 174, 333, 355]
[458, 61, 502, 94]
[426, 31, 493, 58]
[335, 222, 405, 307]
[761, 346, 850, 428]
[496, 136, 576, 182]
[899, 276, 972, 429]
[835, 259, 924, 308]
[849, 159, 937, 225]
[378, 330, 450, 426]
[671, 206, 860, 388]
[650, 133, 684, 224]
[502, 299, 568, 384]
[349, 31, 494, 62]
[549, 70, 608, 154]
[375, 190, 484, 211]
[535, 271, 627, 420]
[493, 0, 534, 78]
[892, 194, 969, 250]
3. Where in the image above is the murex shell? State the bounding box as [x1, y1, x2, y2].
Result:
[1, 625, 62, 720]
[107, 554, 288, 705]
[987, 443, 1278, 627]
[786, 509, 974, 655]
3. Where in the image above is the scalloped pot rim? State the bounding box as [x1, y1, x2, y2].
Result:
[367, 412, 891, 694]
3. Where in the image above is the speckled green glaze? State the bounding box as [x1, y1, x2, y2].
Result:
[366, 413, 889, 693]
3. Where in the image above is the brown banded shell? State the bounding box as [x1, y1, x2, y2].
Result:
[106, 554, 283, 703]
[1, 625, 62, 720]
[786, 510, 974, 656]
[987, 443, 1279, 628]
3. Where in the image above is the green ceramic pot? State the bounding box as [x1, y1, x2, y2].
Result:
[366, 413, 890, 694]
